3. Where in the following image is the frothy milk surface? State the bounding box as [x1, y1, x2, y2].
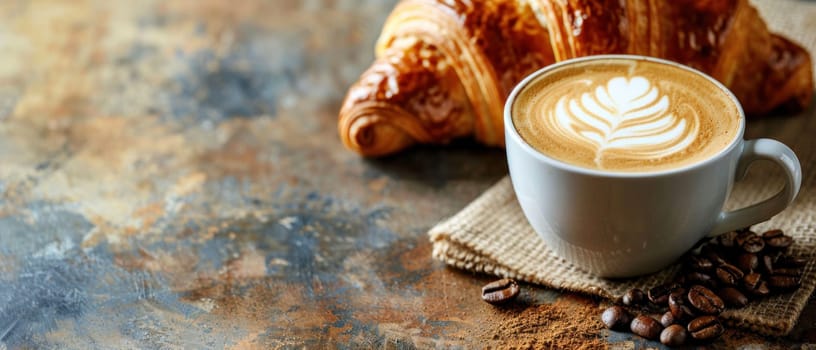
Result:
[512, 59, 742, 172]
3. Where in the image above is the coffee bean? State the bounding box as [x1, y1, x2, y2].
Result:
[481, 278, 519, 304]
[683, 271, 716, 289]
[765, 250, 784, 262]
[715, 231, 738, 249]
[761, 254, 775, 274]
[747, 280, 770, 297]
[688, 315, 724, 341]
[622, 288, 646, 307]
[763, 229, 793, 250]
[741, 234, 765, 253]
[688, 256, 714, 272]
[736, 253, 759, 273]
[735, 231, 755, 247]
[737, 226, 753, 233]
[741, 272, 770, 297]
[762, 228, 784, 236]
[786, 268, 804, 277]
[660, 311, 676, 328]
[768, 275, 799, 290]
[717, 287, 748, 308]
[743, 272, 763, 291]
[660, 324, 688, 347]
[648, 283, 678, 305]
[774, 267, 803, 277]
[687, 285, 724, 315]
[598, 227, 805, 347]
[776, 256, 808, 269]
[715, 264, 745, 286]
[770, 267, 804, 290]
[668, 288, 696, 321]
[701, 245, 727, 265]
[762, 255, 807, 283]
[601, 306, 632, 331]
[630, 315, 663, 340]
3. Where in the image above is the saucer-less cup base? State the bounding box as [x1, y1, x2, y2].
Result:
[505, 55, 802, 278]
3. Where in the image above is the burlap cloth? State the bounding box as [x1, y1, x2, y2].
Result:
[428, 0, 816, 337]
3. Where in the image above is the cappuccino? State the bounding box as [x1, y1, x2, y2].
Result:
[511, 58, 741, 172]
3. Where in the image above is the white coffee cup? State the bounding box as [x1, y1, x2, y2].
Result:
[505, 55, 802, 277]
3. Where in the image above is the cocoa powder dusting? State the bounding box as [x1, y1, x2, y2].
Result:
[477, 294, 608, 349]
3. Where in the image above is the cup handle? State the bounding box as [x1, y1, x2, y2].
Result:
[709, 139, 802, 236]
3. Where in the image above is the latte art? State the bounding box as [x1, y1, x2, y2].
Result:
[512, 58, 741, 172]
[549, 76, 699, 167]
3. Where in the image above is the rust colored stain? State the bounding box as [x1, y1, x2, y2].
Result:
[197, 124, 276, 181]
[131, 202, 166, 231]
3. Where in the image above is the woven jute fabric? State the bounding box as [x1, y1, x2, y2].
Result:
[428, 0, 816, 337]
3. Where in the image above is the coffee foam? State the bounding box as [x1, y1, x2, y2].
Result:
[512, 59, 741, 172]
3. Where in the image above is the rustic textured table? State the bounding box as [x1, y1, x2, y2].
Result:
[0, 1, 814, 349]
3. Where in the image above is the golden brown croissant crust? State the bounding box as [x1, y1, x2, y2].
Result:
[339, 0, 814, 157]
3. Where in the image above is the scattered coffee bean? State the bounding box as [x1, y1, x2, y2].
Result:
[622, 288, 645, 307]
[743, 272, 763, 291]
[715, 231, 738, 249]
[481, 278, 519, 304]
[595, 227, 809, 347]
[630, 315, 663, 340]
[701, 245, 727, 265]
[668, 288, 696, 321]
[776, 256, 808, 268]
[688, 315, 724, 341]
[660, 311, 675, 328]
[761, 254, 775, 274]
[683, 271, 716, 289]
[648, 283, 677, 305]
[687, 285, 724, 315]
[776, 268, 804, 279]
[766, 250, 784, 262]
[763, 229, 793, 250]
[736, 253, 758, 273]
[601, 306, 632, 331]
[717, 287, 748, 308]
[768, 274, 800, 290]
[715, 264, 745, 286]
[735, 231, 755, 248]
[741, 234, 765, 253]
[746, 280, 770, 297]
[687, 256, 714, 272]
[660, 324, 688, 347]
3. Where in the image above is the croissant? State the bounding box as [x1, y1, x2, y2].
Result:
[338, 0, 813, 157]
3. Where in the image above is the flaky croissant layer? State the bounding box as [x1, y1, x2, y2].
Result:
[339, 0, 813, 157]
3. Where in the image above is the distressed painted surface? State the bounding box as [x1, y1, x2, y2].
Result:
[0, 1, 812, 349]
